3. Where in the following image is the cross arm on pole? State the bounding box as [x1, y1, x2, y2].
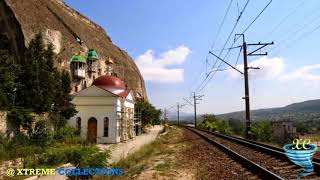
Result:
[183, 98, 194, 107]
[209, 51, 244, 75]
[247, 42, 274, 56]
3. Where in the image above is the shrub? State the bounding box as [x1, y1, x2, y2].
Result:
[251, 121, 273, 142]
[7, 108, 33, 134]
[23, 146, 110, 169]
[11, 133, 30, 145]
[0, 133, 9, 160]
[228, 118, 244, 135]
[199, 114, 232, 135]
[30, 119, 51, 145]
[53, 126, 84, 144]
[135, 99, 162, 127]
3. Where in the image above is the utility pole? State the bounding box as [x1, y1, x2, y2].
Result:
[209, 34, 273, 139]
[177, 103, 186, 125]
[177, 103, 180, 125]
[242, 38, 251, 139]
[238, 34, 274, 139]
[193, 92, 204, 127]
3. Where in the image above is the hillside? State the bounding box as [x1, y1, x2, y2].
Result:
[0, 0, 147, 99]
[217, 99, 320, 121]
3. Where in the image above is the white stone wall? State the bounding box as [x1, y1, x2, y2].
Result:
[69, 96, 119, 144]
[0, 111, 7, 134]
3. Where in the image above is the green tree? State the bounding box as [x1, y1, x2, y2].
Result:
[9, 33, 77, 129]
[199, 114, 231, 135]
[135, 99, 162, 127]
[0, 35, 19, 108]
[6, 108, 33, 135]
[17, 33, 57, 112]
[251, 121, 273, 142]
[30, 119, 49, 144]
[228, 118, 244, 135]
[50, 71, 77, 130]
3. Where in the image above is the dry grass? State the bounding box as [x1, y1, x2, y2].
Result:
[95, 126, 191, 180]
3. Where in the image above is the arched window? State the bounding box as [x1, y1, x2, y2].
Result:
[76, 117, 81, 131]
[104, 117, 109, 137]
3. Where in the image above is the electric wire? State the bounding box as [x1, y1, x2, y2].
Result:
[188, 0, 234, 93]
[198, 0, 273, 93]
[195, 0, 250, 92]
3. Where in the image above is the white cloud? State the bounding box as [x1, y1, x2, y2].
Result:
[228, 57, 285, 80]
[136, 45, 191, 83]
[280, 64, 320, 82]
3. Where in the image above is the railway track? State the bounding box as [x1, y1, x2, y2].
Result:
[186, 127, 320, 180]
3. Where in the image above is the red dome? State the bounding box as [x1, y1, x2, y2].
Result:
[92, 75, 126, 89]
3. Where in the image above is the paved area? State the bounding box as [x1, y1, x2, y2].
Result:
[97, 125, 164, 164]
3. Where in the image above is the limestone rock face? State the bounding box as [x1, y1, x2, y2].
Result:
[1, 0, 148, 100]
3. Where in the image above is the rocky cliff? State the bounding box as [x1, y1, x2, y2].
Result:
[0, 0, 147, 100]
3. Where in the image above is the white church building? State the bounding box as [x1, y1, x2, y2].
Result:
[69, 68, 136, 144]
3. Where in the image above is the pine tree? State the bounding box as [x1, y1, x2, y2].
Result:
[0, 34, 19, 108]
[18, 33, 57, 112]
[50, 71, 77, 130]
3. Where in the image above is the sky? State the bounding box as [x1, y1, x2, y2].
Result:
[64, 0, 320, 115]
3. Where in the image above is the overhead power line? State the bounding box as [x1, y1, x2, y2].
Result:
[241, 0, 273, 34]
[209, 0, 234, 51]
[198, 0, 273, 93]
[267, 0, 305, 36]
[195, 0, 250, 92]
[269, 12, 320, 54]
[191, 0, 234, 92]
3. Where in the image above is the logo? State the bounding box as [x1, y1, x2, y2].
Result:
[283, 139, 318, 179]
[5, 168, 124, 177]
[6, 168, 15, 177]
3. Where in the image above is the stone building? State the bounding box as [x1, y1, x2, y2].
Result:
[272, 120, 297, 144]
[69, 74, 136, 144]
[69, 52, 138, 143]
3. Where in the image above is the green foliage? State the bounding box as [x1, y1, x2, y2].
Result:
[0, 36, 19, 108]
[135, 99, 162, 126]
[199, 114, 232, 135]
[228, 118, 244, 135]
[7, 108, 33, 134]
[292, 120, 320, 134]
[30, 119, 50, 145]
[0, 132, 44, 161]
[295, 122, 311, 134]
[49, 113, 67, 131]
[24, 146, 110, 168]
[17, 33, 57, 112]
[51, 71, 77, 127]
[52, 126, 84, 144]
[251, 121, 273, 142]
[1, 33, 77, 132]
[11, 33, 77, 121]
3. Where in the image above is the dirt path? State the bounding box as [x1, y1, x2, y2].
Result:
[97, 126, 260, 180]
[97, 125, 164, 164]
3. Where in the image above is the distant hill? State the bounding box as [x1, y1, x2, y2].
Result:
[217, 99, 320, 121]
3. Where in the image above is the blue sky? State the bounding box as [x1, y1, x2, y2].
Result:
[65, 0, 320, 114]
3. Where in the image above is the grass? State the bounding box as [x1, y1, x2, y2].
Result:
[95, 126, 186, 180]
[299, 133, 320, 158]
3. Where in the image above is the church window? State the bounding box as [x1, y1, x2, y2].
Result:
[104, 117, 109, 137]
[76, 117, 81, 131]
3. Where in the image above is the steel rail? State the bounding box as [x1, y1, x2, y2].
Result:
[186, 127, 284, 180]
[195, 127, 320, 175]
